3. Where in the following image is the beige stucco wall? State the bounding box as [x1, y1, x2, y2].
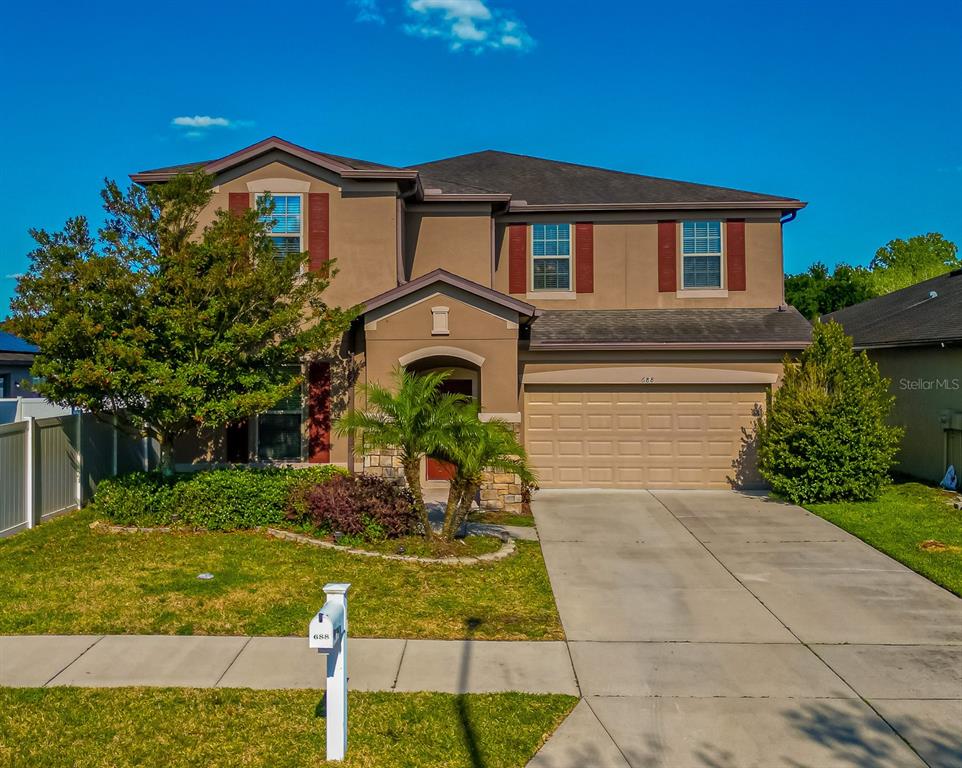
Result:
[869, 346, 962, 482]
[201, 161, 399, 309]
[405, 206, 492, 286]
[363, 289, 520, 415]
[494, 212, 785, 310]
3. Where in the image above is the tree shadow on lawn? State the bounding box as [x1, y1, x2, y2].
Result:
[456, 617, 485, 768]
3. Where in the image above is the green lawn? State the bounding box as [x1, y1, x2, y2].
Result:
[0, 507, 562, 640]
[0, 688, 576, 768]
[806, 482, 962, 596]
[472, 510, 536, 527]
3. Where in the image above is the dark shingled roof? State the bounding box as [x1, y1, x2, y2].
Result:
[529, 307, 812, 349]
[408, 150, 801, 206]
[0, 331, 38, 354]
[136, 152, 399, 177]
[135, 139, 802, 207]
[824, 270, 962, 348]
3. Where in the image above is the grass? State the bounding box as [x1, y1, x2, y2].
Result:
[0, 507, 562, 639]
[0, 688, 577, 768]
[806, 482, 962, 596]
[471, 511, 536, 527]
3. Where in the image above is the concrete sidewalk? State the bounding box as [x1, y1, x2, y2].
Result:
[0, 635, 578, 694]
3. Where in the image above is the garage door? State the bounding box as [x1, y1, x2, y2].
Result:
[524, 385, 766, 489]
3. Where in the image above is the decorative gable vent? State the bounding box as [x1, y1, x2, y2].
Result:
[431, 306, 450, 336]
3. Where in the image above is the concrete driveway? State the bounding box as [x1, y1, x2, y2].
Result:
[528, 490, 962, 768]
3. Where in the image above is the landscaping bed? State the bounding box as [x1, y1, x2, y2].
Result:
[0, 506, 563, 639]
[0, 688, 576, 768]
[806, 482, 962, 596]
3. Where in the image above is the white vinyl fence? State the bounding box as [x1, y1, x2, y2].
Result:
[0, 414, 156, 538]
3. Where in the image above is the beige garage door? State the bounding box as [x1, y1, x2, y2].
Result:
[524, 385, 766, 489]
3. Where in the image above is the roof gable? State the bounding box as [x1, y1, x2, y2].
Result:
[361, 269, 539, 320]
[132, 137, 418, 185]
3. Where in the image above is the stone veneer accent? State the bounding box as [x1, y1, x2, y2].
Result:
[479, 470, 524, 514]
[479, 422, 526, 514]
[362, 448, 404, 483]
[361, 419, 528, 514]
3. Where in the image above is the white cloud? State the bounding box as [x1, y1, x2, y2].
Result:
[349, 0, 533, 52]
[405, 0, 534, 51]
[171, 115, 232, 128]
[351, 0, 385, 22]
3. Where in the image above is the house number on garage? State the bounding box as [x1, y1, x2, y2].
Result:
[640, 376, 654, 384]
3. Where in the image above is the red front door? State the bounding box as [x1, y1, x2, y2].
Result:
[426, 378, 474, 480]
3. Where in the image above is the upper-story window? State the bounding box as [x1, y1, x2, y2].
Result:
[532, 223, 571, 291]
[681, 221, 723, 289]
[257, 194, 302, 256]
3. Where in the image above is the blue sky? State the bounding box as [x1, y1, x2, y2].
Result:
[1, 0, 960, 317]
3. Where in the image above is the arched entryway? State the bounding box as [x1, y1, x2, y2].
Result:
[400, 347, 482, 482]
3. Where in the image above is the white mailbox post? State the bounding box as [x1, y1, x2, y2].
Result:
[309, 582, 351, 761]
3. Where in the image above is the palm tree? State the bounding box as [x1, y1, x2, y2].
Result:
[436, 409, 535, 541]
[335, 366, 468, 538]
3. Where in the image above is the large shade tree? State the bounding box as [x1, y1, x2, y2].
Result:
[869, 233, 960, 294]
[4, 172, 354, 473]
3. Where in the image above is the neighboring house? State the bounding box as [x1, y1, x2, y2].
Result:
[825, 270, 962, 483]
[0, 331, 38, 399]
[132, 137, 811, 491]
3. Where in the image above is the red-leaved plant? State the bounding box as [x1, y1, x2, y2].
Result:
[286, 475, 418, 540]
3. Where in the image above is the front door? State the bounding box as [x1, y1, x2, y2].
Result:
[426, 378, 474, 480]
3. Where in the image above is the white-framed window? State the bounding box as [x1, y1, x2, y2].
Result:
[256, 193, 303, 257]
[531, 223, 572, 291]
[682, 221, 723, 289]
[256, 366, 304, 460]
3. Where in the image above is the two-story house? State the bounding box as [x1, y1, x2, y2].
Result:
[131, 137, 811, 492]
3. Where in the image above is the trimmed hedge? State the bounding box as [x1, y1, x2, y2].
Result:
[93, 466, 347, 531]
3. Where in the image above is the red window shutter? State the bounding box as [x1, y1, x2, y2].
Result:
[726, 219, 746, 291]
[508, 224, 527, 294]
[657, 220, 677, 292]
[308, 192, 330, 271]
[228, 192, 249, 215]
[308, 362, 331, 463]
[575, 222, 594, 293]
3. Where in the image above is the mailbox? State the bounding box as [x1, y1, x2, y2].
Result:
[310, 600, 345, 650]
[309, 582, 351, 762]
